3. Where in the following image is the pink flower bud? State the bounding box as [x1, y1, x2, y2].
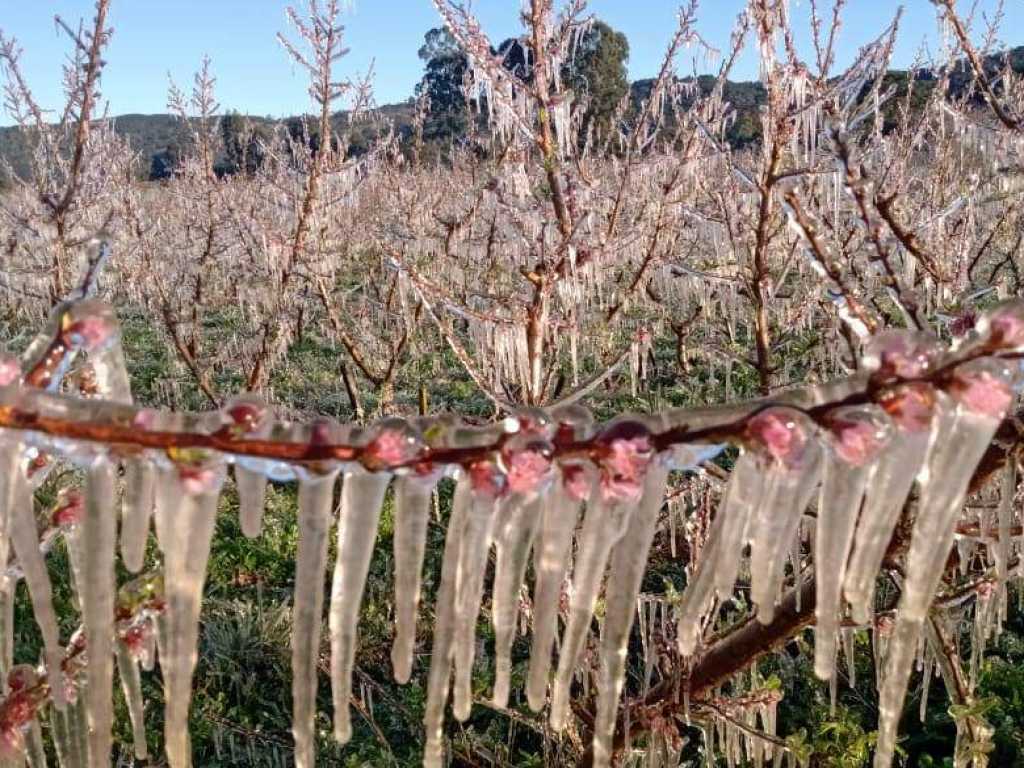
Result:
[468, 459, 507, 498]
[862, 330, 943, 380]
[879, 383, 936, 433]
[561, 463, 592, 502]
[363, 419, 424, 470]
[51, 489, 84, 528]
[501, 435, 553, 495]
[61, 314, 115, 352]
[596, 420, 654, 503]
[179, 465, 218, 495]
[0, 356, 20, 387]
[825, 406, 891, 466]
[746, 408, 810, 468]
[977, 299, 1024, 351]
[949, 360, 1014, 419]
[222, 397, 269, 436]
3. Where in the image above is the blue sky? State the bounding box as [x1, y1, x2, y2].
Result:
[1, 1, 1021, 124]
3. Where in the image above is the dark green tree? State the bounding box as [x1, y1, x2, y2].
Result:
[561, 20, 629, 142]
[416, 27, 470, 142]
[219, 111, 267, 176]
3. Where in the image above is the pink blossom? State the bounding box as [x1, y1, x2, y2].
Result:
[0, 356, 20, 387]
[880, 384, 935, 433]
[950, 366, 1013, 419]
[596, 421, 653, 503]
[132, 409, 157, 431]
[51, 490, 84, 528]
[983, 301, 1024, 350]
[364, 424, 423, 469]
[179, 465, 218, 495]
[827, 409, 890, 466]
[223, 399, 267, 435]
[864, 330, 942, 380]
[746, 409, 807, 468]
[469, 459, 507, 498]
[561, 463, 591, 502]
[502, 438, 553, 495]
[61, 315, 114, 351]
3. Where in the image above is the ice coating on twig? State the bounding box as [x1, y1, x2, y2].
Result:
[292, 469, 338, 767]
[814, 405, 891, 680]
[329, 471, 391, 744]
[874, 360, 1017, 768]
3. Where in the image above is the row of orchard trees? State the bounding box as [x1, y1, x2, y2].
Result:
[0, 0, 1023, 766]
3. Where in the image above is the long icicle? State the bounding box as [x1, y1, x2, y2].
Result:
[874, 361, 1015, 768]
[592, 460, 670, 767]
[329, 471, 391, 744]
[526, 469, 583, 711]
[549, 487, 629, 731]
[7, 466, 66, 710]
[292, 469, 339, 768]
[115, 638, 149, 760]
[158, 458, 226, 768]
[491, 495, 541, 708]
[391, 475, 438, 685]
[80, 459, 117, 764]
[814, 405, 891, 680]
[423, 474, 471, 768]
[120, 458, 155, 573]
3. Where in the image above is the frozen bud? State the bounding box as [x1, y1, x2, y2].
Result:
[976, 299, 1024, 352]
[513, 408, 553, 436]
[132, 409, 158, 431]
[825, 406, 892, 466]
[120, 620, 155, 662]
[976, 580, 996, 601]
[949, 359, 1015, 419]
[595, 419, 654, 502]
[5, 666, 38, 694]
[363, 418, 424, 470]
[500, 434, 554, 495]
[117, 573, 165, 618]
[221, 396, 269, 436]
[551, 404, 595, 443]
[468, 459, 507, 498]
[561, 463, 592, 502]
[875, 613, 894, 635]
[51, 488, 84, 528]
[745, 408, 812, 469]
[60, 301, 118, 352]
[862, 330, 943, 380]
[879, 383, 936, 433]
[0, 356, 20, 387]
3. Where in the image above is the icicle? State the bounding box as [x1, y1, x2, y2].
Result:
[845, 332, 945, 622]
[745, 409, 823, 624]
[158, 453, 226, 768]
[235, 467, 268, 539]
[549, 488, 629, 730]
[423, 474, 471, 768]
[25, 718, 46, 768]
[875, 360, 1016, 768]
[676, 451, 758, 655]
[815, 406, 891, 680]
[0, 586, 13, 693]
[329, 471, 390, 744]
[120, 458, 155, 573]
[80, 459, 117, 764]
[391, 474, 438, 685]
[292, 469, 339, 767]
[526, 469, 583, 711]
[994, 458, 1016, 584]
[115, 638, 149, 760]
[842, 627, 857, 689]
[7, 468, 66, 710]
[592, 460, 670, 767]
[491, 495, 541, 708]
[451, 467, 501, 722]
